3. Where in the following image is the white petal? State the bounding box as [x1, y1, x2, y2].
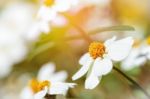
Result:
[79, 53, 91, 65]
[50, 71, 68, 82]
[104, 36, 116, 48]
[34, 87, 48, 99]
[72, 55, 93, 80]
[85, 74, 101, 89]
[20, 87, 34, 99]
[37, 6, 57, 21]
[106, 37, 133, 61]
[37, 62, 55, 81]
[49, 82, 76, 95]
[93, 57, 113, 76]
[121, 48, 146, 70]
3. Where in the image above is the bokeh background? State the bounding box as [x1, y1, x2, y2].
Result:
[0, 0, 150, 99]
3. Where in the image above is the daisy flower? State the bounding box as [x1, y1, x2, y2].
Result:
[72, 36, 133, 89]
[37, 0, 79, 22]
[121, 37, 150, 71]
[20, 62, 76, 99]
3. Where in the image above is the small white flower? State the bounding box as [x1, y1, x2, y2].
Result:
[72, 36, 133, 89]
[121, 37, 150, 71]
[20, 62, 76, 99]
[121, 48, 146, 71]
[0, 25, 27, 78]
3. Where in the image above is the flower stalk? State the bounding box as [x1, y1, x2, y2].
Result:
[113, 66, 150, 99]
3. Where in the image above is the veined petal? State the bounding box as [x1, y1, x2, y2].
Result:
[37, 62, 55, 81]
[34, 87, 48, 99]
[93, 57, 113, 76]
[106, 37, 133, 61]
[79, 53, 91, 65]
[72, 55, 93, 80]
[85, 74, 101, 89]
[49, 82, 76, 95]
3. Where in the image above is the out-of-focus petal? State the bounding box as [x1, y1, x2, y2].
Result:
[34, 87, 48, 99]
[49, 82, 76, 95]
[37, 62, 55, 81]
[20, 87, 33, 99]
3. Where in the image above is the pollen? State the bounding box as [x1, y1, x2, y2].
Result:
[29, 79, 50, 93]
[44, 0, 54, 6]
[89, 42, 106, 59]
[146, 36, 150, 45]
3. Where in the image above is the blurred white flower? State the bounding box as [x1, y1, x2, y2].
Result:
[0, 25, 27, 78]
[26, 20, 50, 41]
[121, 37, 150, 71]
[20, 62, 76, 99]
[0, 2, 36, 40]
[28, 0, 78, 41]
[0, 2, 36, 78]
[72, 36, 133, 89]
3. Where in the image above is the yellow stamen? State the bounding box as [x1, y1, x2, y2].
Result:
[89, 42, 106, 59]
[44, 0, 54, 6]
[29, 79, 50, 93]
[133, 39, 141, 48]
[146, 36, 150, 45]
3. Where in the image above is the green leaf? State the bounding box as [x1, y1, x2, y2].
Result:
[28, 42, 55, 60]
[89, 25, 135, 35]
[66, 25, 135, 41]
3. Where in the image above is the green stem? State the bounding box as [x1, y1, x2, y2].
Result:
[113, 66, 150, 99]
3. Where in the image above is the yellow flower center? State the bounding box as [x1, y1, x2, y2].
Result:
[133, 39, 141, 48]
[44, 0, 54, 6]
[89, 42, 106, 59]
[146, 36, 150, 45]
[29, 79, 50, 93]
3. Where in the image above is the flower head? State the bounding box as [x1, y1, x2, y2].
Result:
[29, 79, 50, 93]
[72, 36, 133, 89]
[20, 62, 76, 99]
[89, 42, 106, 59]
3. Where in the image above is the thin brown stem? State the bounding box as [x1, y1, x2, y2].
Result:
[113, 66, 150, 99]
[45, 94, 56, 99]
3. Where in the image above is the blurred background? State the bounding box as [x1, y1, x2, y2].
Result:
[0, 0, 150, 99]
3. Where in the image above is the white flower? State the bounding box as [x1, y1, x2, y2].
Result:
[121, 37, 150, 71]
[0, 25, 27, 78]
[72, 36, 133, 89]
[121, 48, 146, 71]
[20, 62, 76, 99]
[26, 20, 50, 41]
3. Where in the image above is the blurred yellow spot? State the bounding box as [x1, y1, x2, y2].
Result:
[44, 0, 54, 6]
[89, 42, 106, 59]
[146, 36, 150, 45]
[133, 39, 141, 48]
[29, 79, 50, 93]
